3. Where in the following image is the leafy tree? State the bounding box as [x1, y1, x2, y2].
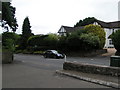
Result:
[65, 31, 100, 51]
[2, 2, 18, 32]
[28, 35, 44, 47]
[84, 24, 106, 48]
[19, 17, 32, 50]
[74, 17, 96, 27]
[43, 34, 58, 47]
[66, 33, 81, 51]
[27, 34, 58, 51]
[57, 36, 67, 51]
[111, 30, 120, 53]
[2, 32, 20, 51]
[80, 33, 100, 50]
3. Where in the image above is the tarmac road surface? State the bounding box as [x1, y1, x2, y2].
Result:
[2, 54, 112, 88]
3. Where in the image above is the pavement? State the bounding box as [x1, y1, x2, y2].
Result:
[56, 48, 120, 89]
[56, 70, 119, 89]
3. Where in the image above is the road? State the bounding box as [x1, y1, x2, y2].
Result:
[2, 54, 111, 88]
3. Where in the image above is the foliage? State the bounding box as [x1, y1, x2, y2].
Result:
[2, 39, 14, 51]
[27, 34, 58, 51]
[111, 30, 120, 53]
[2, 32, 20, 51]
[80, 33, 100, 50]
[22, 17, 32, 37]
[74, 17, 96, 27]
[43, 34, 58, 48]
[19, 17, 33, 50]
[28, 35, 48, 47]
[33, 51, 44, 55]
[66, 33, 81, 51]
[84, 24, 106, 48]
[57, 36, 68, 51]
[2, 32, 20, 45]
[57, 30, 100, 52]
[2, 2, 18, 32]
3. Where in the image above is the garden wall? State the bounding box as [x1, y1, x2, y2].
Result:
[63, 62, 120, 77]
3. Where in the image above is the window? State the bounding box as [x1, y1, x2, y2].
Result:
[109, 40, 113, 45]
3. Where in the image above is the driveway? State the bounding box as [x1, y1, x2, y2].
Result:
[2, 54, 112, 88]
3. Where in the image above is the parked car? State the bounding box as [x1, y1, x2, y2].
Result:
[43, 50, 65, 59]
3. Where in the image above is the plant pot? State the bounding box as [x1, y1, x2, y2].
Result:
[2, 49, 13, 64]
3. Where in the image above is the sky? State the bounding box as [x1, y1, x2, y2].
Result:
[11, 0, 120, 35]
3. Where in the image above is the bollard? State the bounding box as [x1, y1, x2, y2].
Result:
[64, 55, 66, 62]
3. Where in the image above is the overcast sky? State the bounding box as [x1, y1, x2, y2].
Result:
[11, 0, 120, 35]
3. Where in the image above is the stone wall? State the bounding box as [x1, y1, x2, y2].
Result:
[63, 62, 120, 77]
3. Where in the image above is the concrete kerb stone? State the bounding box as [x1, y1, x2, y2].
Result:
[56, 70, 119, 89]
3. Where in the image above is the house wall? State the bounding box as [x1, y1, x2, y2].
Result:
[104, 28, 119, 48]
[59, 27, 67, 36]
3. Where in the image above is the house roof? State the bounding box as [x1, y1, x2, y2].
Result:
[58, 25, 84, 33]
[58, 20, 120, 33]
[58, 26, 73, 33]
[96, 20, 120, 29]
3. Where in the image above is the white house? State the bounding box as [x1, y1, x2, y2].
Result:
[58, 20, 120, 48]
[93, 20, 120, 48]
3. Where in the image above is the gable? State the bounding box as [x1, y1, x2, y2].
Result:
[58, 26, 66, 33]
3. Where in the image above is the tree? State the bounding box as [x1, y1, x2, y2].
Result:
[20, 17, 32, 50]
[2, 2, 18, 32]
[80, 33, 100, 50]
[27, 34, 58, 51]
[2, 32, 20, 48]
[111, 30, 120, 54]
[74, 17, 96, 27]
[84, 24, 106, 48]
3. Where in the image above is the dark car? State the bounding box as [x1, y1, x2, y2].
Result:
[43, 50, 65, 59]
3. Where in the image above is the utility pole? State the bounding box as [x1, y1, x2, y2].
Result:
[118, 1, 120, 20]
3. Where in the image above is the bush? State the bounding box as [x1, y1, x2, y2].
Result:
[57, 36, 68, 51]
[2, 32, 20, 52]
[111, 30, 120, 53]
[80, 33, 100, 50]
[2, 32, 20, 63]
[33, 51, 44, 55]
[27, 34, 59, 51]
[66, 33, 82, 51]
[57, 30, 101, 52]
[84, 24, 106, 48]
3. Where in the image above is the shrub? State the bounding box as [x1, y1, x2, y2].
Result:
[43, 34, 58, 49]
[84, 24, 106, 48]
[2, 32, 19, 63]
[2, 32, 20, 52]
[57, 36, 68, 51]
[27, 34, 59, 51]
[80, 33, 100, 50]
[66, 33, 82, 51]
[2, 32, 20, 45]
[111, 30, 120, 53]
[33, 51, 44, 55]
